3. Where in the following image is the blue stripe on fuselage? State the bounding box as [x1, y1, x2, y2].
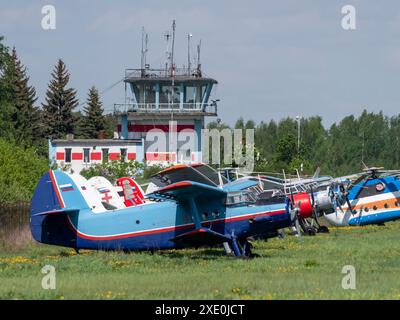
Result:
[348, 209, 400, 226]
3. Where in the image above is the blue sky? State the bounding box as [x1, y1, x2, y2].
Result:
[1, 0, 400, 127]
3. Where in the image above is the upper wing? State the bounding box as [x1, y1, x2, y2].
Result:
[150, 164, 228, 188]
[147, 181, 227, 201]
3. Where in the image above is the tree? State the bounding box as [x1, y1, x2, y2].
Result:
[8, 47, 39, 144]
[42, 59, 78, 139]
[80, 86, 105, 139]
[0, 138, 48, 203]
[275, 134, 298, 163]
[0, 36, 14, 140]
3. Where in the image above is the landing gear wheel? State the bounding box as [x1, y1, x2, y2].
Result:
[229, 238, 258, 258]
[318, 226, 330, 233]
[299, 218, 317, 236]
[305, 228, 316, 236]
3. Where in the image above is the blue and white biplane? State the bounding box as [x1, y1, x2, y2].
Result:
[30, 169, 311, 257]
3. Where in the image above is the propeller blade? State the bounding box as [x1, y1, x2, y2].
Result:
[290, 188, 295, 209]
[294, 218, 302, 239]
[347, 173, 369, 191]
[337, 202, 344, 213]
[309, 185, 315, 207]
[346, 197, 354, 215]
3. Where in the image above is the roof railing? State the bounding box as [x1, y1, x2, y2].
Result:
[114, 102, 217, 114]
[125, 68, 203, 80]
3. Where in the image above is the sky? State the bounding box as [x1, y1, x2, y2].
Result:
[1, 0, 400, 127]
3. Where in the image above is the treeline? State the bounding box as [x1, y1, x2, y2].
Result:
[209, 111, 400, 176]
[0, 36, 116, 156]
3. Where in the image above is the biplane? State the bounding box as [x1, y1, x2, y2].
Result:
[149, 163, 320, 236]
[30, 169, 313, 257]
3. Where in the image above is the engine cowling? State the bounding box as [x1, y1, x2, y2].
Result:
[292, 192, 313, 219]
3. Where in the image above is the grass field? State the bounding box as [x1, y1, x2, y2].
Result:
[1, 221, 400, 300]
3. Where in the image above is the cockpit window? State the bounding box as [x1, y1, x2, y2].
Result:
[357, 182, 386, 198]
[102, 202, 118, 210]
[226, 191, 256, 206]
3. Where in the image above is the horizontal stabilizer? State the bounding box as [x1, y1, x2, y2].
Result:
[31, 208, 79, 217]
[171, 228, 231, 247]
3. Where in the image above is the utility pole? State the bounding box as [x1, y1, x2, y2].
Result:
[361, 131, 365, 163]
[296, 115, 301, 155]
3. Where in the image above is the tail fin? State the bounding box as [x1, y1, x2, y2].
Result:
[30, 170, 91, 245]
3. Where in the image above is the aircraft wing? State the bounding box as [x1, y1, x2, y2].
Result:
[150, 163, 228, 188]
[147, 180, 227, 201]
[171, 228, 231, 247]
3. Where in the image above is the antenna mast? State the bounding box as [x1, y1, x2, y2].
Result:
[164, 29, 171, 76]
[170, 20, 176, 77]
[197, 40, 202, 75]
[187, 33, 192, 75]
[140, 27, 148, 76]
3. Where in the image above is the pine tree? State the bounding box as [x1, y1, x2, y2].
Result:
[81, 86, 105, 139]
[9, 47, 39, 144]
[42, 59, 78, 139]
[0, 36, 14, 140]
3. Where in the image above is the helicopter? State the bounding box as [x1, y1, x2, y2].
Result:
[321, 167, 400, 227]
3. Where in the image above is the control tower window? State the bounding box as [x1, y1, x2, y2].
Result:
[201, 85, 207, 101]
[160, 85, 172, 104]
[172, 85, 180, 105]
[160, 85, 180, 106]
[185, 86, 196, 104]
[143, 84, 157, 105]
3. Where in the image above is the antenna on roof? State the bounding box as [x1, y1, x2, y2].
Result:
[196, 40, 202, 76]
[171, 20, 176, 78]
[187, 33, 192, 75]
[164, 29, 171, 75]
[140, 27, 148, 76]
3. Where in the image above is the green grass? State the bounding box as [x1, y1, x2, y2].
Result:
[1, 222, 400, 300]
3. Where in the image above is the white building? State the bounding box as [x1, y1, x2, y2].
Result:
[49, 138, 143, 174]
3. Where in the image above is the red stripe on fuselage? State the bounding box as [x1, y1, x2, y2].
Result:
[66, 209, 287, 241]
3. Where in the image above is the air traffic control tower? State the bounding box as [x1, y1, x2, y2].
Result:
[114, 21, 219, 165]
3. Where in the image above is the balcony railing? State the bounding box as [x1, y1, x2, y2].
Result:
[125, 68, 203, 80]
[114, 102, 217, 114]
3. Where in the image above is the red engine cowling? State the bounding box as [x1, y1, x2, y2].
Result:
[292, 192, 313, 219]
[116, 177, 145, 207]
